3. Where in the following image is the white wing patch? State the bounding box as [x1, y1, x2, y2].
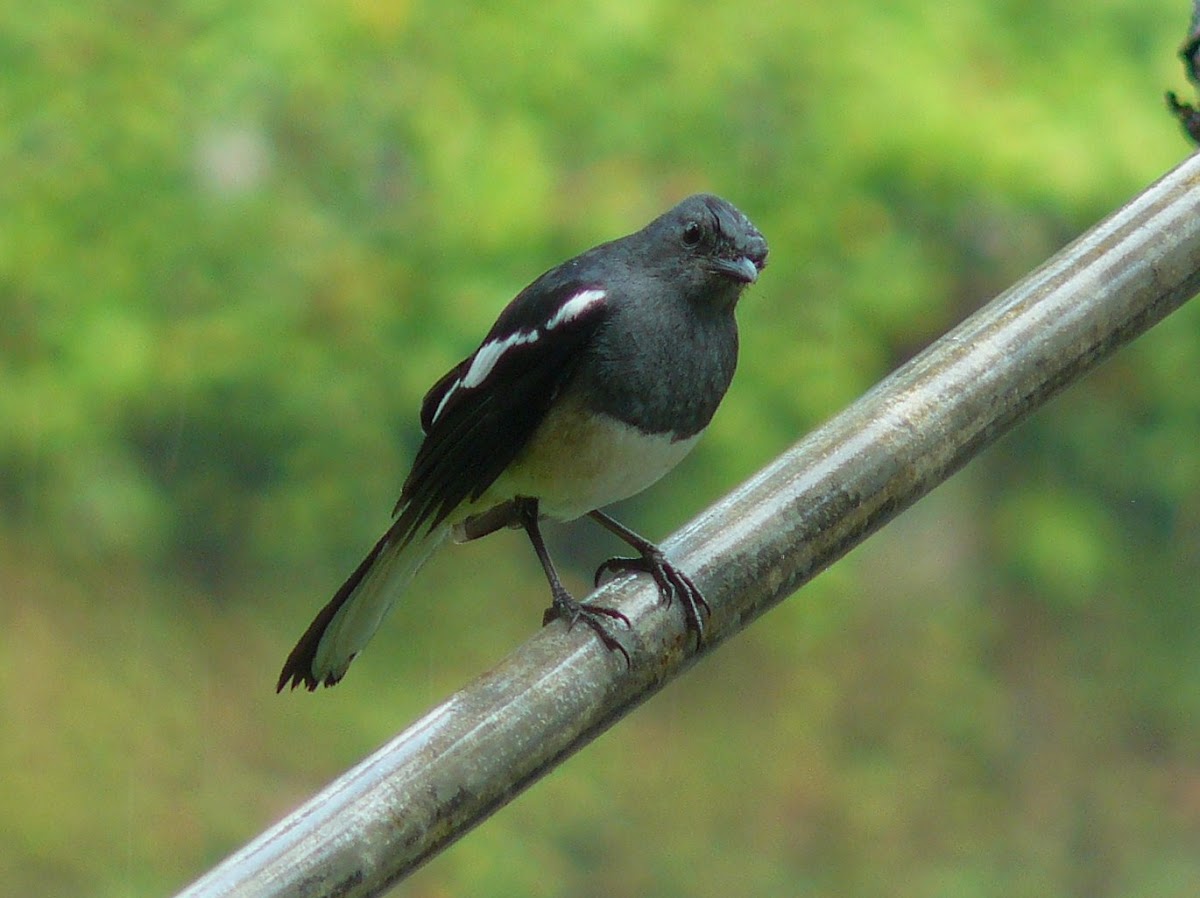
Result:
[463, 329, 540, 389]
[429, 288, 608, 428]
[545, 288, 606, 330]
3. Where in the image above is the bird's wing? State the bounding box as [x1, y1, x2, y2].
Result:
[393, 280, 611, 542]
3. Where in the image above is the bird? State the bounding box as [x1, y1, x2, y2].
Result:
[277, 193, 768, 690]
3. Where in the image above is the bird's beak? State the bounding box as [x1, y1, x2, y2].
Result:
[716, 255, 762, 284]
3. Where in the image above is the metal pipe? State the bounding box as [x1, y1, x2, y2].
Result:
[174, 150, 1200, 898]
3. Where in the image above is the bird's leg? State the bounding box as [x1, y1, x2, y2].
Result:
[589, 509, 710, 643]
[514, 497, 631, 664]
[456, 500, 521, 542]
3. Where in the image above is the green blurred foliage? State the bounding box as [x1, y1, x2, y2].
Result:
[2, 0, 1199, 896]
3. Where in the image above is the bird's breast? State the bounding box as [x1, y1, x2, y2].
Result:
[486, 390, 701, 522]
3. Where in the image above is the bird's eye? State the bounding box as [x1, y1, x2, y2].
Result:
[681, 220, 703, 247]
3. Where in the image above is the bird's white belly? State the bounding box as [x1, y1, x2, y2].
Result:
[484, 394, 701, 522]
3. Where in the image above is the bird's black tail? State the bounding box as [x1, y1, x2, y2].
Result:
[277, 521, 448, 691]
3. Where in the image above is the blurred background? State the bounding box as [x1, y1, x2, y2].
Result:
[3, 1, 1199, 895]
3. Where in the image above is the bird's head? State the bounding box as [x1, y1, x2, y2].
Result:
[644, 193, 768, 308]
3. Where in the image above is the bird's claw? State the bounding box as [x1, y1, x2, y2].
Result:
[594, 550, 710, 643]
[543, 590, 632, 666]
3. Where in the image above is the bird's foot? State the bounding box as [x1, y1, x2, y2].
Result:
[594, 548, 709, 643]
[543, 589, 632, 666]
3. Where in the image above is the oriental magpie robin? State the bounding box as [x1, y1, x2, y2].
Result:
[278, 194, 768, 690]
